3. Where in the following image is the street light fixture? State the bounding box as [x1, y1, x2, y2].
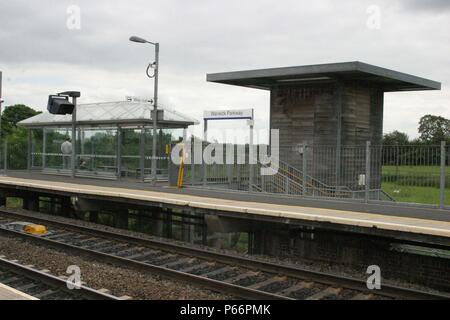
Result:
[129, 35, 159, 185]
[129, 36, 149, 44]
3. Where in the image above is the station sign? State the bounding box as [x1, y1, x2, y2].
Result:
[204, 108, 253, 121]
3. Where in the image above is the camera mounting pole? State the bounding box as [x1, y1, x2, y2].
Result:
[71, 95, 77, 178]
[58, 91, 80, 178]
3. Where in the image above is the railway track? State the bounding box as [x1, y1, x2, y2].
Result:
[0, 209, 448, 300]
[0, 255, 121, 300]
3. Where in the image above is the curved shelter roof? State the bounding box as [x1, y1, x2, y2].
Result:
[18, 100, 199, 129]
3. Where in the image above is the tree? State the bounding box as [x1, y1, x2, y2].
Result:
[382, 131, 410, 146]
[0, 104, 40, 170]
[1, 104, 41, 137]
[5, 126, 28, 170]
[418, 114, 450, 145]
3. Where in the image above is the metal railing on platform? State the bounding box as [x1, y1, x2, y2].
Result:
[1, 140, 170, 181]
[184, 142, 450, 209]
[1, 136, 449, 209]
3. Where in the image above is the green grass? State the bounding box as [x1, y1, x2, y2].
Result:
[381, 165, 450, 205]
[382, 165, 449, 176]
[382, 182, 450, 206]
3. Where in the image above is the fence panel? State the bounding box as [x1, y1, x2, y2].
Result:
[3, 133, 449, 208]
[379, 145, 449, 206]
[195, 142, 450, 207]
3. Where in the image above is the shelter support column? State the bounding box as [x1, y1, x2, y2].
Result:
[117, 126, 122, 179]
[440, 141, 446, 209]
[80, 128, 85, 155]
[190, 134, 195, 186]
[335, 80, 343, 188]
[42, 128, 47, 169]
[27, 130, 32, 171]
[140, 127, 145, 182]
[202, 119, 207, 187]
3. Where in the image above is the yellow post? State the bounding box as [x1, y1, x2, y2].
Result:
[177, 158, 185, 188]
[177, 143, 186, 188]
[165, 144, 170, 155]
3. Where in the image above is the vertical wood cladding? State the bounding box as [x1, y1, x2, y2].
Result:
[341, 82, 384, 146]
[270, 84, 335, 172]
[270, 81, 384, 188]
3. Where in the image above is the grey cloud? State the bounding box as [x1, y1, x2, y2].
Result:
[400, 0, 450, 11]
[0, 0, 449, 140]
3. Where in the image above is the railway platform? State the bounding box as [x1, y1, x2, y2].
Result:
[0, 283, 37, 300]
[0, 172, 449, 242]
[0, 171, 449, 291]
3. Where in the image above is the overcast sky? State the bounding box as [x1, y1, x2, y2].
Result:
[0, 0, 449, 142]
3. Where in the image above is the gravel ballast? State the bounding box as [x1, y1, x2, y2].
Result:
[0, 235, 232, 300]
[0, 207, 442, 296]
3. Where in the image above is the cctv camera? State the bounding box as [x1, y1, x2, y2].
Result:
[47, 95, 75, 115]
[0, 99, 4, 104]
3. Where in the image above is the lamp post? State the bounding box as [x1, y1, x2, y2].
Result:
[129, 35, 159, 185]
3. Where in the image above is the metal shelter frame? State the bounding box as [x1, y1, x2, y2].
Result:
[18, 100, 199, 182]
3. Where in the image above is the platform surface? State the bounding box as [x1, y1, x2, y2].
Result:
[1, 174, 450, 240]
[0, 283, 37, 300]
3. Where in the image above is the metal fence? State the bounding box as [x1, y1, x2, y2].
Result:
[1, 136, 449, 208]
[185, 142, 450, 208]
[1, 139, 169, 181]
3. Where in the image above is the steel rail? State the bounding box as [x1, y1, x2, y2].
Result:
[0, 209, 449, 300]
[0, 223, 289, 300]
[0, 256, 120, 300]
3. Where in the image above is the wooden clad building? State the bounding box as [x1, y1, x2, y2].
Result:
[207, 62, 441, 190]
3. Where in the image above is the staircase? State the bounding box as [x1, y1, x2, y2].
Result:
[253, 159, 357, 199]
[198, 157, 393, 202]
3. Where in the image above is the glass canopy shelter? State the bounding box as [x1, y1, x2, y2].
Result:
[18, 99, 199, 181]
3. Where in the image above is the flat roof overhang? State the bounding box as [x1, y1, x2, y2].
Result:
[206, 61, 441, 92]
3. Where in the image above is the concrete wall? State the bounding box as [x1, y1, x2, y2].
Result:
[252, 225, 450, 292]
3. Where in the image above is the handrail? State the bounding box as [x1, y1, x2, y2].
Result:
[258, 162, 354, 198]
[277, 158, 351, 191]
